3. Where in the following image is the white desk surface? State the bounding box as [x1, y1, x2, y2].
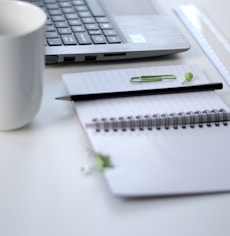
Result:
[1, 0, 230, 235]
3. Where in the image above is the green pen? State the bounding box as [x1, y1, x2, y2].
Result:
[130, 74, 176, 82]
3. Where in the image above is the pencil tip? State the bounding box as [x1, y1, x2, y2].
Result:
[55, 96, 71, 101]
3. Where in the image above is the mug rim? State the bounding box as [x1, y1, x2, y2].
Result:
[0, 1, 46, 38]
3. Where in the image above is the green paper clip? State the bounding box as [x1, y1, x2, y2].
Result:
[130, 74, 176, 83]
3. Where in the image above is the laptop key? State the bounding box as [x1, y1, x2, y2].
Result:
[65, 13, 79, 20]
[85, 24, 99, 30]
[59, 2, 72, 8]
[75, 32, 92, 44]
[88, 30, 102, 35]
[75, 5, 88, 11]
[62, 8, 76, 14]
[61, 35, 78, 45]
[46, 25, 56, 31]
[44, 0, 56, 3]
[78, 11, 92, 18]
[99, 23, 113, 30]
[91, 35, 107, 44]
[72, 0, 85, 5]
[103, 29, 117, 36]
[96, 17, 109, 23]
[107, 36, 121, 44]
[48, 38, 63, 46]
[55, 21, 69, 28]
[82, 17, 95, 24]
[52, 15, 65, 21]
[46, 31, 59, 38]
[58, 27, 72, 34]
[68, 19, 82, 26]
[46, 3, 59, 9]
[49, 9, 62, 15]
[72, 26, 86, 32]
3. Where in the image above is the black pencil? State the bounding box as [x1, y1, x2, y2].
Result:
[55, 82, 223, 102]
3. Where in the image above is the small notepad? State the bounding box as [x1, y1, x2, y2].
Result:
[62, 65, 230, 197]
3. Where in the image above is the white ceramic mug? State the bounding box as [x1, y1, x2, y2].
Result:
[0, 1, 46, 131]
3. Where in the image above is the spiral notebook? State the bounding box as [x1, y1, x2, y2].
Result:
[62, 65, 230, 197]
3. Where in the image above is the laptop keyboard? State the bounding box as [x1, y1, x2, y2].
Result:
[26, 0, 122, 46]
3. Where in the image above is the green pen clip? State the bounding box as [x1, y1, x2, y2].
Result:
[130, 74, 176, 82]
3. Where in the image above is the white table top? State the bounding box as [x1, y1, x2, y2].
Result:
[1, 0, 230, 235]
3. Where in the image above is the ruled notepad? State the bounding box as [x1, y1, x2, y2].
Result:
[62, 65, 230, 197]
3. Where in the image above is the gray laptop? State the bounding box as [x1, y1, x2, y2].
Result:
[23, 0, 190, 64]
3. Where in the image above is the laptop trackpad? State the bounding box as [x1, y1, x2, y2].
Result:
[101, 0, 159, 15]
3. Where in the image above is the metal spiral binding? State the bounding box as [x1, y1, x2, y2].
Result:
[88, 109, 229, 132]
